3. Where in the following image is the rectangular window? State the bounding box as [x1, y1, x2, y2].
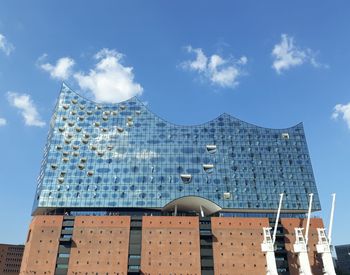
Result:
[26, 230, 31, 243]
[56, 264, 68, 269]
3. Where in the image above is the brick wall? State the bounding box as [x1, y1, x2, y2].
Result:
[20, 215, 63, 274]
[281, 218, 324, 275]
[67, 216, 130, 275]
[211, 217, 269, 275]
[140, 216, 201, 275]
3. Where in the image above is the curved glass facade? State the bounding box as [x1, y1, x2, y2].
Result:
[32, 83, 321, 214]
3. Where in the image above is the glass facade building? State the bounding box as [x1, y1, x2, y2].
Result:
[21, 84, 327, 275]
[32, 83, 321, 215]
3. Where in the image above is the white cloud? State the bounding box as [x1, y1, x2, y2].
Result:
[332, 102, 350, 129]
[181, 46, 247, 88]
[74, 48, 143, 103]
[238, 56, 248, 65]
[38, 54, 75, 80]
[0, 117, 6, 126]
[183, 46, 207, 71]
[272, 34, 325, 74]
[0, 33, 14, 56]
[7, 92, 46, 127]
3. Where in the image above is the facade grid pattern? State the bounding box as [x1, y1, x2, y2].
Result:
[33, 84, 321, 214]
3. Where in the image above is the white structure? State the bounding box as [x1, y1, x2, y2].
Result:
[316, 194, 337, 275]
[293, 193, 313, 275]
[261, 193, 284, 275]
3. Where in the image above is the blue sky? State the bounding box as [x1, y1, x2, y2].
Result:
[0, 1, 349, 245]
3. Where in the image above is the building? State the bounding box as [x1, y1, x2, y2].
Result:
[0, 243, 24, 275]
[335, 244, 350, 274]
[20, 83, 326, 275]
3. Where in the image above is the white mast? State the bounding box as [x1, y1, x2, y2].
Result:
[316, 193, 336, 275]
[293, 193, 313, 275]
[261, 193, 284, 275]
[328, 193, 336, 244]
[305, 193, 314, 245]
[273, 193, 284, 243]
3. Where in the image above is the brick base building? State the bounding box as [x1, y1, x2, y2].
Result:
[0, 243, 24, 275]
[20, 215, 324, 275]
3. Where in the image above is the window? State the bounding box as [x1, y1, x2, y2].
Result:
[180, 174, 192, 184]
[223, 192, 231, 200]
[206, 144, 217, 154]
[203, 164, 214, 173]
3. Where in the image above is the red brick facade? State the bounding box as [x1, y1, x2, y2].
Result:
[211, 217, 269, 275]
[0, 243, 24, 275]
[68, 216, 130, 275]
[20, 215, 325, 274]
[140, 216, 201, 275]
[20, 215, 63, 274]
[281, 218, 324, 275]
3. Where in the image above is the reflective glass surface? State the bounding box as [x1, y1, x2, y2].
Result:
[33, 84, 321, 213]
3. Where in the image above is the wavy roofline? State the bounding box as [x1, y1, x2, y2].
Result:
[61, 82, 304, 131]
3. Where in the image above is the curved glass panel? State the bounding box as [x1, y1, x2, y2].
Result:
[32, 83, 321, 214]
